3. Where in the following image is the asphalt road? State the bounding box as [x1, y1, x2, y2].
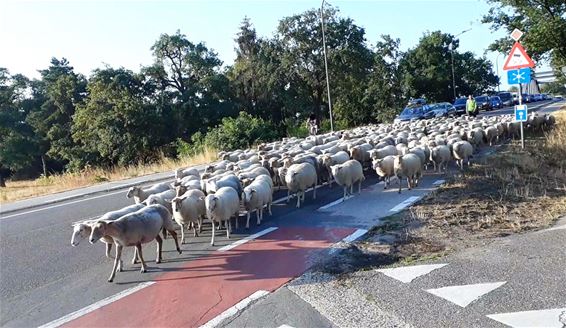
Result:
[0, 99, 563, 328]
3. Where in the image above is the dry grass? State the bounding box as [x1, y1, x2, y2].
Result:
[0, 147, 218, 204]
[360, 109, 566, 261]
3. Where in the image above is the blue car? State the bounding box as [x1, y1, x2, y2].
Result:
[490, 96, 503, 109]
[394, 102, 429, 123]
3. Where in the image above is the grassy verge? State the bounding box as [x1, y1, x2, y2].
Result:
[316, 109, 566, 275]
[0, 147, 218, 204]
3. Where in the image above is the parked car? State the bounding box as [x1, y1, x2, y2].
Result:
[511, 92, 519, 105]
[489, 96, 503, 109]
[497, 92, 514, 107]
[394, 102, 429, 123]
[425, 102, 456, 118]
[475, 95, 492, 111]
[533, 94, 543, 101]
[453, 98, 467, 115]
[521, 93, 531, 103]
[555, 94, 564, 100]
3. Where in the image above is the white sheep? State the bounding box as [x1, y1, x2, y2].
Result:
[205, 187, 241, 246]
[368, 145, 397, 160]
[126, 182, 171, 203]
[243, 178, 273, 228]
[89, 204, 182, 282]
[321, 151, 350, 186]
[430, 145, 451, 173]
[372, 155, 397, 189]
[452, 140, 474, 170]
[484, 126, 499, 146]
[285, 162, 318, 208]
[330, 159, 365, 201]
[171, 189, 206, 243]
[174, 167, 199, 180]
[144, 189, 176, 213]
[394, 154, 422, 194]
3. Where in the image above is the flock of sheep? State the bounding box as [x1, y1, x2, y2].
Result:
[70, 111, 556, 282]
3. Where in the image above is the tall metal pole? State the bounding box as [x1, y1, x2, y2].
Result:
[495, 52, 502, 92]
[450, 44, 456, 100]
[321, 0, 334, 132]
[519, 84, 524, 149]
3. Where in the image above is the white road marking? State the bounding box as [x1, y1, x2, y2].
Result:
[389, 196, 422, 212]
[329, 228, 368, 254]
[1, 189, 126, 220]
[278, 325, 295, 328]
[487, 307, 566, 328]
[272, 185, 324, 204]
[376, 263, 448, 283]
[432, 179, 446, 186]
[425, 281, 506, 307]
[538, 224, 566, 233]
[199, 290, 270, 328]
[38, 281, 155, 328]
[318, 195, 353, 211]
[218, 227, 278, 252]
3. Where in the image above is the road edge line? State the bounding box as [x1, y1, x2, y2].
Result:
[37, 281, 155, 328]
[218, 227, 279, 252]
[199, 290, 270, 328]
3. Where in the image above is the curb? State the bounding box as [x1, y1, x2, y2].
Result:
[0, 174, 176, 216]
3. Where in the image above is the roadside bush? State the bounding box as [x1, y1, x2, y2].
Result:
[285, 118, 309, 138]
[203, 111, 281, 151]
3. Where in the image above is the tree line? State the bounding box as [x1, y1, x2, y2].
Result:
[1, 7, 502, 186]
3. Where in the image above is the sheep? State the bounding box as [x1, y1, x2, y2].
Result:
[174, 167, 199, 180]
[507, 121, 522, 140]
[394, 154, 422, 194]
[71, 203, 146, 270]
[205, 187, 241, 246]
[467, 128, 484, 149]
[484, 126, 499, 146]
[171, 189, 206, 243]
[528, 113, 545, 132]
[205, 175, 243, 200]
[368, 145, 397, 160]
[237, 167, 271, 181]
[408, 147, 426, 167]
[452, 140, 474, 170]
[285, 162, 318, 208]
[350, 144, 373, 168]
[330, 160, 365, 201]
[321, 151, 350, 186]
[372, 155, 396, 189]
[544, 114, 556, 129]
[126, 182, 171, 203]
[89, 204, 182, 282]
[144, 189, 176, 213]
[430, 145, 451, 173]
[243, 178, 273, 228]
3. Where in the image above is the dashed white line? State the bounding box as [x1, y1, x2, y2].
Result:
[389, 196, 422, 212]
[217, 227, 279, 252]
[38, 281, 155, 328]
[199, 290, 270, 328]
[329, 228, 368, 254]
[1, 189, 126, 220]
[318, 195, 353, 211]
[487, 307, 566, 328]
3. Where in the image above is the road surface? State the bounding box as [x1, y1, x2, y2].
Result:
[0, 99, 563, 328]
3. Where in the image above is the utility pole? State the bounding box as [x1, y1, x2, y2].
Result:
[448, 28, 471, 101]
[495, 52, 503, 92]
[321, 0, 334, 132]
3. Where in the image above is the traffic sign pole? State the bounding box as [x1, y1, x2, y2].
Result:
[519, 85, 524, 149]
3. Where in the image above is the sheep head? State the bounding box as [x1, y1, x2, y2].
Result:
[71, 223, 91, 246]
[126, 186, 140, 198]
[89, 221, 110, 244]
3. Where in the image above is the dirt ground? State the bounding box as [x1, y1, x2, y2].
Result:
[316, 110, 566, 275]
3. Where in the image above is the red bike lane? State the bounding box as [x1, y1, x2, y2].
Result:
[63, 226, 355, 327]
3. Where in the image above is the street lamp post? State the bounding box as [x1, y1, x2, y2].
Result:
[448, 28, 471, 101]
[321, 0, 334, 132]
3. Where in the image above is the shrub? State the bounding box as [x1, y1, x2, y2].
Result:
[203, 111, 281, 151]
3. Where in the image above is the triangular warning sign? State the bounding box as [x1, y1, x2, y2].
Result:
[503, 42, 535, 70]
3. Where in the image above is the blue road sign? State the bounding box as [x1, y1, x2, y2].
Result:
[515, 104, 528, 122]
[507, 68, 531, 85]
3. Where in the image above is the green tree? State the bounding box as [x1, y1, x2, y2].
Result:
[540, 81, 566, 95]
[400, 31, 498, 102]
[26, 58, 87, 173]
[72, 68, 167, 168]
[482, 0, 566, 80]
[0, 69, 40, 186]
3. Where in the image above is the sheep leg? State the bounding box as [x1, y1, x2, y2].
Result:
[180, 224, 186, 244]
[211, 219, 216, 246]
[313, 184, 317, 199]
[155, 234, 163, 264]
[108, 244, 122, 283]
[343, 186, 347, 201]
[350, 184, 354, 196]
[132, 247, 139, 264]
[398, 176, 402, 194]
[168, 229, 182, 254]
[268, 202, 272, 215]
[257, 208, 262, 225]
[296, 191, 301, 208]
[105, 242, 112, 258]
[135, 244, 147, 273]
[358, 180, 362, 194]
[246, 212, 251, 229]
[286, 189, 291, 203]
[226, 219, 231, 239]
[198, 217, 203, 233]
[235, 215, 239, 230]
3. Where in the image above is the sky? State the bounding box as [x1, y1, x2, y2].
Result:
[1, 0, 532, 90]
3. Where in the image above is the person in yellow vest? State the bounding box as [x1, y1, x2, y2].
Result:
[466, 95, 478, 117]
